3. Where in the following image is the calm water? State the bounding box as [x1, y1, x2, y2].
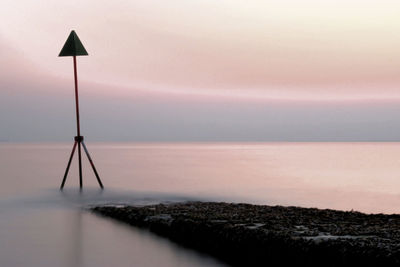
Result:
[1, 142, 400, 266]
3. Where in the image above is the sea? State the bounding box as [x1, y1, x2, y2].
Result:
[1, 142, 400, 266]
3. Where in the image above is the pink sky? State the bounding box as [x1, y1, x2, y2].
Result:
[1, 0, 400, 102]
[2, 0, 400, 142]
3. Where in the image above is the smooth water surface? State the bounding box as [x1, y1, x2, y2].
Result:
[1, 142, 400, 266]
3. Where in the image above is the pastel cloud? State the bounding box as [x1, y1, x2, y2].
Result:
[1, 0, 399, 102]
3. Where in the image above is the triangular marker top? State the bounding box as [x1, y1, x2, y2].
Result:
[59, 30, 88, 57]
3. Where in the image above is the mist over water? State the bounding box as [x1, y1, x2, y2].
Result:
[1, 142, 400, 266]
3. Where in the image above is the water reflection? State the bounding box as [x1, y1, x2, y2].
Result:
[67, 210, 83, 267]
[1, 142, 400, 266]
[0, 191, 226, 267]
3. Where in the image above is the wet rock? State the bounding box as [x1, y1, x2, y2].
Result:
[92, 202, 400, 266]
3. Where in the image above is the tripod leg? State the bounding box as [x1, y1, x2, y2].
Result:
[61, 141, 78, 189]
[82, 141, 104, 189]
[78, 142, 83, 189]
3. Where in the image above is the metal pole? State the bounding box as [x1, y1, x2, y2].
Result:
[59, 31, 104, 190]
[82, 141, 104, 188]
[73, 55, 83, 188]
[73, 55, 81, 137]
[78, 142, 83, 189]
[61, 141, 78, 189]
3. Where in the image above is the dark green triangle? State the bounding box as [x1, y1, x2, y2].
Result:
[59, 30, 88, 57]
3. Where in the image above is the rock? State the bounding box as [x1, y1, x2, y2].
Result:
[91, 202, 400, 266]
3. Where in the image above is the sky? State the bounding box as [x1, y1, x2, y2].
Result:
[1, 0, 400, 142]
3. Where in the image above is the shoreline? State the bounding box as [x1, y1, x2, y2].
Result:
[92, 201, 400, 266]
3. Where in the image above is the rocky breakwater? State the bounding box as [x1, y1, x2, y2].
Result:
[92, 202, 400, 266]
